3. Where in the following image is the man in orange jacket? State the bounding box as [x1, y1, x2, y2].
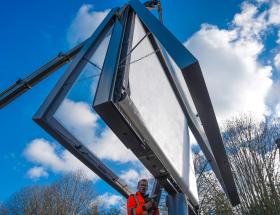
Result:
[127, 179, 159, 215]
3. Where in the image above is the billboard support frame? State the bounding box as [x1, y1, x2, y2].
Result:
[33, 7, 132, 198]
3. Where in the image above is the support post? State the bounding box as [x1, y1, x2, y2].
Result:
[151, 179, 162, 203]
[167, 193, 189, 215]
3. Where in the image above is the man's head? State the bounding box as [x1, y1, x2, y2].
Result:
[137, 179, 148, 194]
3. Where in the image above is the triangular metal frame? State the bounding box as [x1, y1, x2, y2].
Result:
[94, 0, 240, 207]
[33, 7, 132, 198]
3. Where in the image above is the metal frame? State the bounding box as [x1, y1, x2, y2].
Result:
[33, 8, 132, 198]
[94, 0, 240, 206]
[167, 193, 189, 215]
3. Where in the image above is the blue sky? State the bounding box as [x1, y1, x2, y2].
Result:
[1, 0, 280, 207]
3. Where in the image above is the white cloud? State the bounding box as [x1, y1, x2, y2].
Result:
[256, 0, 269, 3]
[24, 138, 97, 181]
[55, 99, 137, 163]
[67, 4, 109, 46]
[24, 138, 65, 171]
[189, 129, 198, 146]
[275, 103, 280, 117]
[233, 2, 268, 39]
[93, 192, 124, 209]
[93, 129, 138, 163]
[27, 166, 48, 179]
[119, 168, 153, 189]
[119, 169, 139, 186]
[277, 30, 280, 44]
[185, 1, 274, 121]
[268, 1, 280, 26]
[274, 53, 280, 71]
[55, 99, 98, 145]
[264, 82, 280, 117]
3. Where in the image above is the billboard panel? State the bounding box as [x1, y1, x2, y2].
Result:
[128, 16, 198, 202]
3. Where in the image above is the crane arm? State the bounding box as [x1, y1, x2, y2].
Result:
[0, 39, 88, 109]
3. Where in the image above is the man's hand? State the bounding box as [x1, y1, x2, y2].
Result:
[143, 200, 154, 210]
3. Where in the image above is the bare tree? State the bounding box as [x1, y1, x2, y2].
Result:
[4, 185, 46, 215]
[4, 171, 97, 215]
[0, 202, 7, 215]
[194, 115, 280, 215]
[224, 115, 280, 214]
[48, 171, 96, 214]
[194, 150, 234, 215]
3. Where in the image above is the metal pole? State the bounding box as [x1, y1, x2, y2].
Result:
[167, 193, 189, 215]
[150, 179, 162, 206]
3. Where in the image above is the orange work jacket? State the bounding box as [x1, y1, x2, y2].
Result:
[127, 191, 160, 215]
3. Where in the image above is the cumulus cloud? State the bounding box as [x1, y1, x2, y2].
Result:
[67, 4, 109, 46]
[185, 1, 276, 121]
[119, 168, 153, 189]
[233, 2, 268, 39]
[119, 169, 139, 185]
[24, 138, 98, 180]
[277, 31, 280, 44]
[55, 99, 137, 163]
[274, 53, 280, 71]
[93, 129, 138, 163]
[93, 192, 124, 209]
[55, 99, 98, 145]
[24, 138, 65, 171]
[27, 166, 48, 179]
[275, 103, 280, 117]
[268, 1, 280, 25]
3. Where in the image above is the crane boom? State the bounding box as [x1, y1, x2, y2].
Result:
[0, 39, 88, 109]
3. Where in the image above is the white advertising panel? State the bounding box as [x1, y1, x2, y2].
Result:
[128, 16, 199, 203]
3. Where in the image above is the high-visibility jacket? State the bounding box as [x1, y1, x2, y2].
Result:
[127, 191, 160, 215]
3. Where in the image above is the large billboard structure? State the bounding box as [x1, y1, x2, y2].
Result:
[94, 0, 240, 207]
[25, 0, 240, 212]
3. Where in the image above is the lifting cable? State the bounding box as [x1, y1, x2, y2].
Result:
[69, 32, 160, 86]
[68, 0, 164, 87]
[119, 31, 151, 66]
